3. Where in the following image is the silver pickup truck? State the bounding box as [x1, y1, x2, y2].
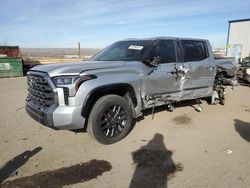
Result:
[26, 37, 236, 144]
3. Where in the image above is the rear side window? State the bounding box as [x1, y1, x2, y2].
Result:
[148, 40, 176, 63]
[182, 40, 208, 62]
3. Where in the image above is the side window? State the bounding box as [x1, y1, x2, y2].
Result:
[148, 40, 176, 63]
[182, 40, 208, 62]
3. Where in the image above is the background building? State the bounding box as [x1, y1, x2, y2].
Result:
[227, 19, 250, 61]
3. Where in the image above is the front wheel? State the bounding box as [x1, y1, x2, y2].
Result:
[87, 95, 133, 144]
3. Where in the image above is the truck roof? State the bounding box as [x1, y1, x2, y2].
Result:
[121, 37, 208, 42]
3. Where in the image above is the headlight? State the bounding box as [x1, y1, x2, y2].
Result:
[52, 75, 97, 88]
[52, 76, 79, 86]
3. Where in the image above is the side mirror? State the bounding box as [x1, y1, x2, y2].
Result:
[150, 56, 160, 67]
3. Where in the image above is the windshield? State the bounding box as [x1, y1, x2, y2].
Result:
[241, 58, 250, 67]
[91, 40, 152, 61]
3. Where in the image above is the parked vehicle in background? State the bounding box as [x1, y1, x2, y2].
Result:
[25, 37, 237, 144]
[237, 56, 250, 83]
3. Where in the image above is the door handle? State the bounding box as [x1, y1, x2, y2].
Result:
[207, 66, 215, 70]
[166, 71, 176, 74]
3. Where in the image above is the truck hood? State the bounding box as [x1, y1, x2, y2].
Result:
[30, 61, 125, 77]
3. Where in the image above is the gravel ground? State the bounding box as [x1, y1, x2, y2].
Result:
[0, 77, 250, 188]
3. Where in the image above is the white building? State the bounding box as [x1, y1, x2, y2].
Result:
[63, 55, 79, 59]
[227, 19, 250, 60]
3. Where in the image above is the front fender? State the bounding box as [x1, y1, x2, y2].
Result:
[68, 73, 142, 118]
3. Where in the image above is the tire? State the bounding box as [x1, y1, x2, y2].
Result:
[87, 94, 133, 144]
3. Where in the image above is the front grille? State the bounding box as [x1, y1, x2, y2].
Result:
[26, 73, 54, 111]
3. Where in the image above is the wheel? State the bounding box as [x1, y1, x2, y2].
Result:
[87, 94, 133, 144]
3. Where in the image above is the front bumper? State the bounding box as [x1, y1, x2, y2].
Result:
[26, 71, 86, 130]
[26, 102, 86, 130]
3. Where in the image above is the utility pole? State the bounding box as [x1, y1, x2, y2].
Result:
[78, 42, 81, 58]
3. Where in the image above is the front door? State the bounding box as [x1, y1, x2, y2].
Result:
[141, 39, 185, 103]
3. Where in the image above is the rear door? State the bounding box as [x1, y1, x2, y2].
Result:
[180, 40, 216, 99]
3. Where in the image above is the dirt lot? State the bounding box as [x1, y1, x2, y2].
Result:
[0, 77, 250, 188]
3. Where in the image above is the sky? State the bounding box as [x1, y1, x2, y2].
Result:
[0, 0, 250, 48]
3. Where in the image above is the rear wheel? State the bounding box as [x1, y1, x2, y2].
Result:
[87, 95, 133, 144]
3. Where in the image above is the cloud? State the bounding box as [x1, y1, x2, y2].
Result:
[0, 0, 249, 47]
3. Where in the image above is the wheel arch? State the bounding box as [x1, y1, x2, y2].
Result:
[82, 83, 138, 122]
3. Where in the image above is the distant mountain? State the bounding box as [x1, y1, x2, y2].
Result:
[21, 48, 101, 59]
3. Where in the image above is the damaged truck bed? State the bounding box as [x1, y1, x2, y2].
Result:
[26, 37, 237, 144]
